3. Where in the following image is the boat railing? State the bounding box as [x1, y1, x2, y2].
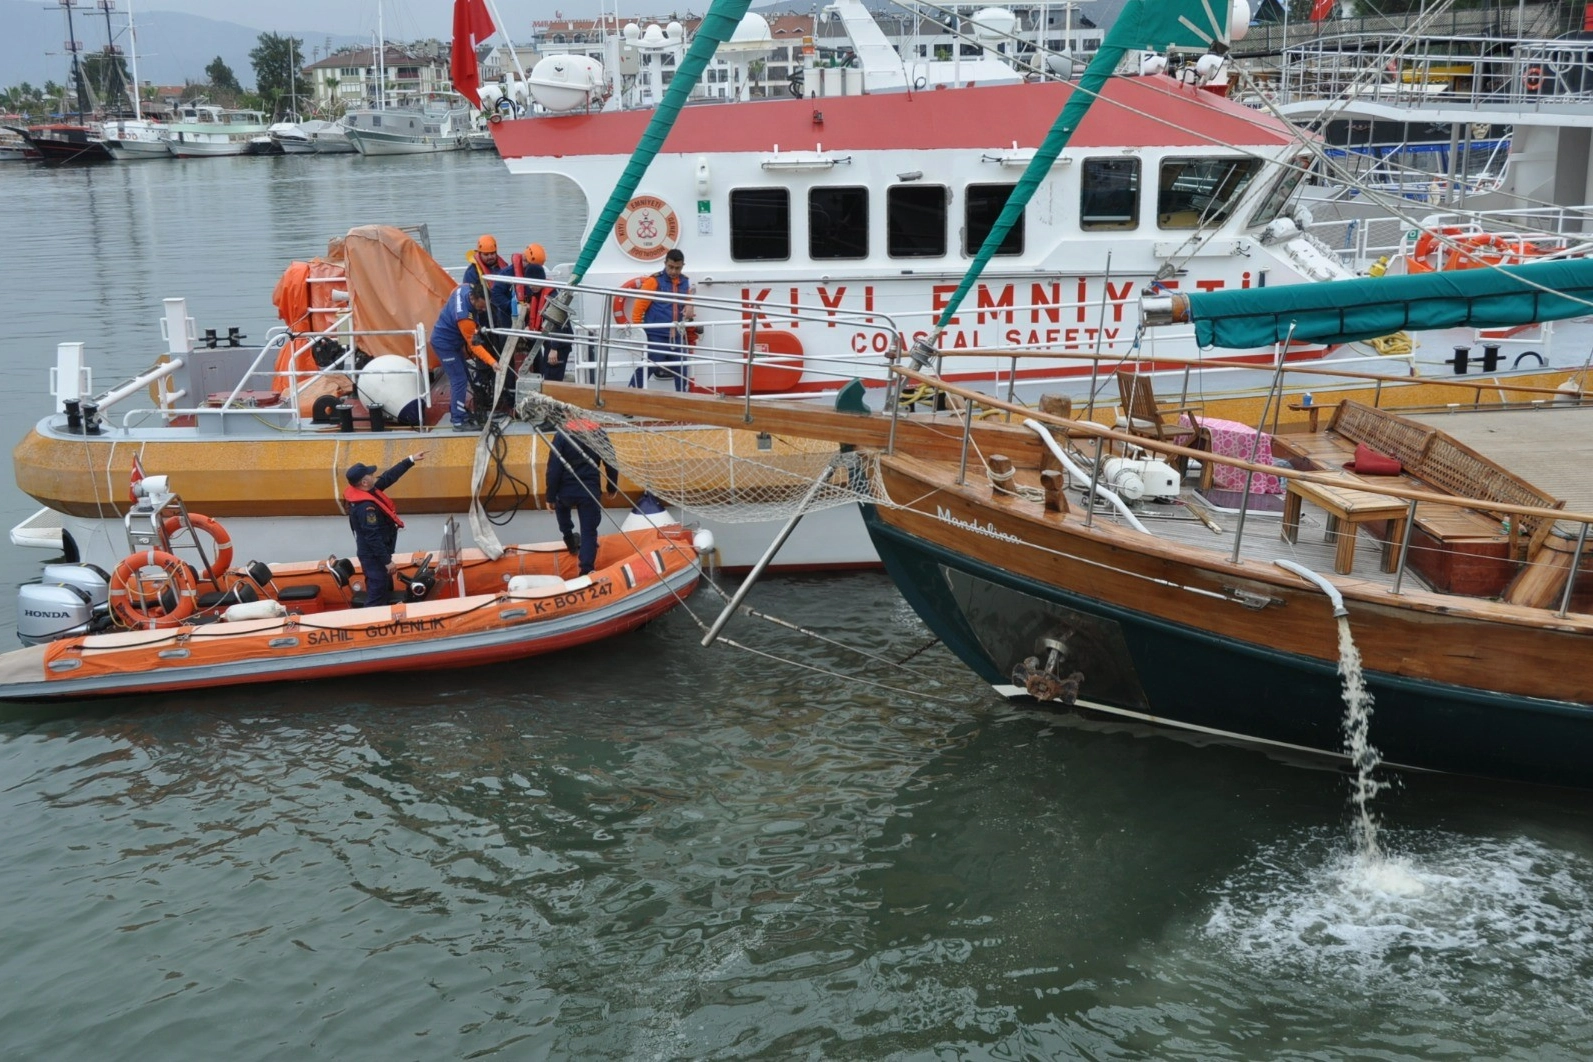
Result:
[485, 274, 1408, 411]
[488, 274, 909, 407]
[1304, 202, 1593, 275]
[94, 313, 431, 433]
[1279, 33, 1593, 110]
[886, 364, 1593, 618]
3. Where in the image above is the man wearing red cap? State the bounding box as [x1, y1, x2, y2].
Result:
[545, 418, 617, 575]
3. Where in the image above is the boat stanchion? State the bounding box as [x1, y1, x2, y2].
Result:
[700, 456, 840, 648]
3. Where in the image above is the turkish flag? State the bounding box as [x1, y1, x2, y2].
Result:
[128, 453, 144, 503]
[451, 0, 497, 107]
[1309, 0, 1334, 21]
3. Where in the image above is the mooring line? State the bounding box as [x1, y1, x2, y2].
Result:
[696, 574, 948, 682]
[709, 635, 964, 702]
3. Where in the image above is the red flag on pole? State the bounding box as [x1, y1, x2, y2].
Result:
[451, 0, 497, 107]
[128, 453, 144, 503]
[1309, 0, 1334, 21]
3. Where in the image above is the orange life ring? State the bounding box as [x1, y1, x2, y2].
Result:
[1411, 225, 1468, 263]
[109, 549, 197, 629]
[162, 513, 234, 580]
[611, 276, 645, 324]
[1525, 66, 1542, 93]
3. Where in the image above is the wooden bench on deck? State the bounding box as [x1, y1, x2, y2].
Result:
[1272, 400, 1563, 596]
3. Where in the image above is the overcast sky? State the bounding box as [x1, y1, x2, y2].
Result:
[142, 1, 724, 39]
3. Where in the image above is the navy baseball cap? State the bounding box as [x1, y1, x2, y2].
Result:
[345, 462, 378, 485]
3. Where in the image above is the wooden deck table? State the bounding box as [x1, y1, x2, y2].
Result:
[1282, 478, 1410, 574]
[1287, 401, 1326, 433]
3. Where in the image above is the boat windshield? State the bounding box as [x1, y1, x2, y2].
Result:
[1248, 154, 1310, 227]
[1157, 157, 1265, 229]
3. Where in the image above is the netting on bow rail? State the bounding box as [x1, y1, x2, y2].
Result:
[519, 392, 885, 524]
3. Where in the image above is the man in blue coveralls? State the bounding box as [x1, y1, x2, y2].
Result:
[430, 284, 496, 431]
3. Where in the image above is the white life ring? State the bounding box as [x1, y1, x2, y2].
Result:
[614, 195, 681, 262]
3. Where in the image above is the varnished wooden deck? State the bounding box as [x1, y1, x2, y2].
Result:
[1087, 491, 1410, 590]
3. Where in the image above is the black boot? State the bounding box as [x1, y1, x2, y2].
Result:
[563, 532, 579, 553]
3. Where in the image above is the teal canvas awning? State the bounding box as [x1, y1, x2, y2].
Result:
[1176, 259, 1593, 349]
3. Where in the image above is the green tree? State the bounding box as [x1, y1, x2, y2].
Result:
[249, 32, 306, 117]
[205, 56, 241, 94]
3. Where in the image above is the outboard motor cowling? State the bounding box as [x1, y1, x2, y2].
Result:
[18, 582, 97, 645]
[42, 563, 110, 608]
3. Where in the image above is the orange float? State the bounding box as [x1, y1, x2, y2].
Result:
[109, 549, 198, 629]
[162, 513, 234, 580]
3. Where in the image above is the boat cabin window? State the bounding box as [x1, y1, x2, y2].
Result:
[1080, 158, 1139, 231]
[1157, 156, 1264, 229]
[887, 185, 947, 258]
[810, 187, 869, 260]
[1248, 155, 1311, 227]
[964, 184, 1023, 256]
[730, 188, 791, 261]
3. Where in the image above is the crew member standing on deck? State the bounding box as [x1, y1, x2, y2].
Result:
[345, 451, 426, 607]
[545, 418, 617, 576]
[629, 248, 695, 391]
[511, 243, 571, 382]
[431, 284, 497, 431]
[462, 235, 515, 353]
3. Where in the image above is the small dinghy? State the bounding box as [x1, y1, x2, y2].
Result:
[0, 480, 707, 701]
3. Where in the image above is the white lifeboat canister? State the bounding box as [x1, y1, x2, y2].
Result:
[355, 354, 427, 426]
[526, 56, 606, 113]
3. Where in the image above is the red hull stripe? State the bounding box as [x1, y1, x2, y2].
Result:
[495, 78, 1298, 161]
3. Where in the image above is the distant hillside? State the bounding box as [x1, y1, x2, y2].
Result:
[0, 1, 362, 93]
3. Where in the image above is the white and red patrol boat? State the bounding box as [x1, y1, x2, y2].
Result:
[491, 0, 1353, 397]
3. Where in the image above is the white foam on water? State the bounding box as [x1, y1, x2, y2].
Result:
[1203, 829, 1593, 995]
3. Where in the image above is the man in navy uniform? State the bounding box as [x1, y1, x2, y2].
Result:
[545, 419, 617, 576]
[344, 451, 427, 606]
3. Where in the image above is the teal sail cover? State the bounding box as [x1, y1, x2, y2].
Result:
[931, 0, 1235, 335]
[568, 0, 751, 284]
[1179, 259, 1593, 349]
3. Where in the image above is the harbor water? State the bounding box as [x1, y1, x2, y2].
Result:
[2, 155, 1592, 1059]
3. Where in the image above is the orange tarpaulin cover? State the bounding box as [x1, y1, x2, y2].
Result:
[344, 225, 457, 368]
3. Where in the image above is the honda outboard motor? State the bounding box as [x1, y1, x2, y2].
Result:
[17, 563, 112, 645]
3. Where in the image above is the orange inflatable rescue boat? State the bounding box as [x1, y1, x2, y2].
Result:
[0, 490, 706, 701]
